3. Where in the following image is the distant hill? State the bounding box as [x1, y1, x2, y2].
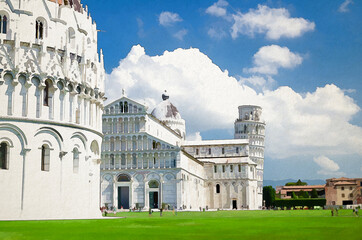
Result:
[264, 179, 325, 189]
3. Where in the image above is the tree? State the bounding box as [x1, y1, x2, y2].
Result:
[292, 191, 297, 199]
[285, 179, 307, 186]
[263, 186, 276, 208]
[311, 188, 318, 198]
[298, 190, 309, 199]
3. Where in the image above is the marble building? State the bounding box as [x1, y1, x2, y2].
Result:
[101, 92, 265, 210]
[0, 0, 105, 220]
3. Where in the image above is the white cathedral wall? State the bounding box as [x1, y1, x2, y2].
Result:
[146, 115, 182, 146]
[0, 121, 102, 220]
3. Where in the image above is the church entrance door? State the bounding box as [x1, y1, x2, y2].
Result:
[149, 191, 159, 209]
[232, 200, 237, 209]
[118, 186, 129, 209]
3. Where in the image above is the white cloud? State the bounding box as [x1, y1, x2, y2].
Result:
[314, 156, 340, 172]
[106, 45, 362, 159]
[244, 45, 303, 75]
[231, 5, 315, 40]
[207, 27, 227, 39]
[187, 132, 203, 141]
[173, 29, 188, 40]
[159, 11, 182, 26]
[338, 0, 353, 13]
[238, 75, 275, 91]
[206, 0, 229, 17]
[313, 156, 345, 176]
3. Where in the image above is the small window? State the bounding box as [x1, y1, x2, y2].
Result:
[222, 165, 225, 173]
[35, 19, 45, 39]
[110, 154, 115, 166]
[250, 167, 253, 172]
[0, 142, 9, 170]
[349, 193, 353, 198]
[222, 148, 225, 154]
[153, 157, 156, 165]
[124, 101, 128, 113]
[120, 102, 124, 113]
[216, 184, 220, 194]
[41, 144, 50, 171]
[349, 187, 353, 190]
[208, 148, 211, 154]
[43, 80, 50, 106]
[341, 187, 344, 190]
[132, 153, 137, 166]
[73, 148, 79, 173]
[214, 165, 217, 173]
[238, 165, 241, 172]
[196, 148, 199, 155]
[230, 165, 233, 173]
[0, 15, 8, 34]
[236, 147, 239, 154]
[121, 154, 126, 165]
[341, 194, 345, 198]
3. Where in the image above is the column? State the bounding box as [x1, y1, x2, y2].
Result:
[160, 175, 163, 208]
[144, 180, 148, 209]
[113, 180, 117, 209]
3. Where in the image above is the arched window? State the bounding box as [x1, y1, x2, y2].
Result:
[68, 27, 76, 48]
[132, 153, 137, 167]
[117, 174, 130, 182]
[110, 154, 115, 166]
[120, 102, 124, 113]
[149, 180, 159, 188]
[124, 101, 128, 113]
[43, 80, 50, 106]
[0, 142, 9, 170]
[41, 144, 50, 171]
[121, 154, 126, 165]
[0, 15, 8, 34]
[35, 19, 45, 40]
[216, 184, 220, 194]
[73, 148, 79, 173]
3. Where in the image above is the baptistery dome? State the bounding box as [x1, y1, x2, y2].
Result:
[151, 91, 186, 139]
[0, 0, 104, 220]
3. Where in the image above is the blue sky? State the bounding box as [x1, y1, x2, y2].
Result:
[84, 0, 362, 180]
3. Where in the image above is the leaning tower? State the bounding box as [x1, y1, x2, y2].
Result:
[234, 105, 265, 209]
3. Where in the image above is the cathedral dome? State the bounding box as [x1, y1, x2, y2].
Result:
[151, 92, 182, 120]
[151, 91, 186, 139]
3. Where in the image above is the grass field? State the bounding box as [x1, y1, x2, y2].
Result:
[0, 210, 361, 240]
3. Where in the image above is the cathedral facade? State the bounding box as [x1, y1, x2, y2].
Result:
[101, 92, 265, 210]
[0, 0, 105, 220]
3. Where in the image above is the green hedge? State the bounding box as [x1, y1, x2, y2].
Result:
[275, 198, 326, 208]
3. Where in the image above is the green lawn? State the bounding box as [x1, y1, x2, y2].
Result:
[0, 210, 360, 240]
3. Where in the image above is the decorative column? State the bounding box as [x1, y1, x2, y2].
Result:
[159, 175, 164, 208]
[144, 179, 148, 210]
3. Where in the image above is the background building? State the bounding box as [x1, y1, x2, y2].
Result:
[276, 185, 326, 199]
[0, 0, 105, 220]
[101, 92, 263, 210]
[325, 177, 362, 205]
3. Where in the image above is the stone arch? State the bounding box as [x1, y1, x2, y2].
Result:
[71, 132, 88, 152]
[146, 172, 160, 181]
[0, 123, 28, 151]
[163, 172, 176, 181]
[116, 173, 131, 182]
[34, 127, 64, 152]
